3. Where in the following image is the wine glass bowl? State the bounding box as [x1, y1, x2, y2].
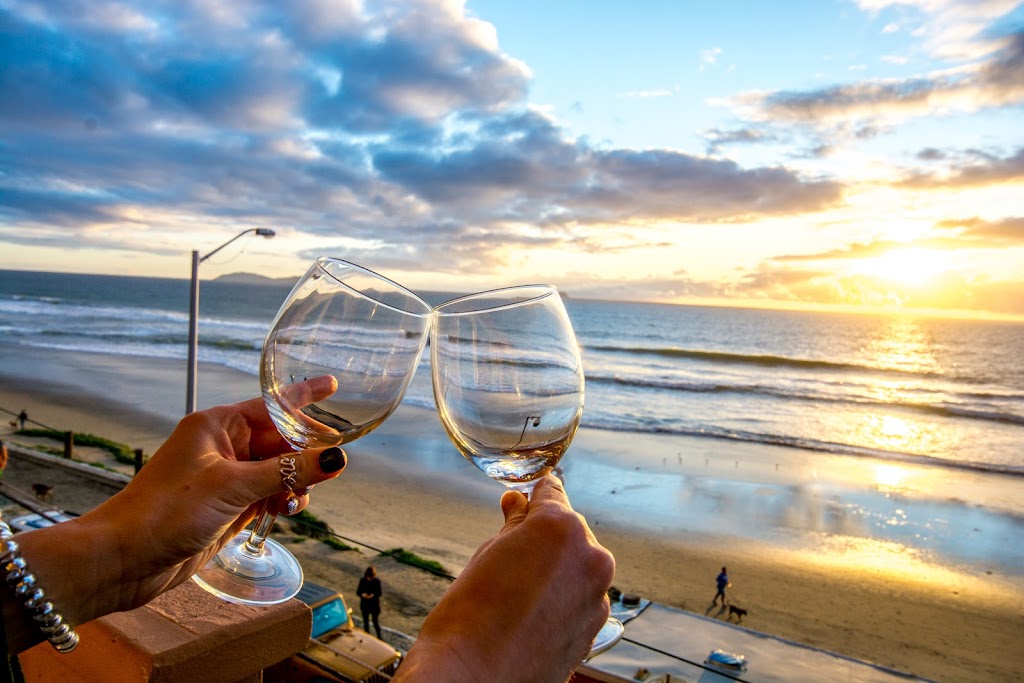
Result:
[431, 285, 584, 494]
[262, 258, 432, 450]
[193, 257, 431, 605]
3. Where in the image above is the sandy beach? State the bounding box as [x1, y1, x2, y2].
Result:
[2, 346, 1023, 683]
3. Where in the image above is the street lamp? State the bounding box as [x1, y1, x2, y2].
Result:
[186, 227, 276, 414]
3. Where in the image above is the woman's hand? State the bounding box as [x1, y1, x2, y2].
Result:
[395, 475, 615, 683]
[11, 378, 347, 652]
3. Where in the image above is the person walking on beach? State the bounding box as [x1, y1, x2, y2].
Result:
[16, 409, 27, 430]
[713, 566, 730, 606]
[358, 565, 383, 639]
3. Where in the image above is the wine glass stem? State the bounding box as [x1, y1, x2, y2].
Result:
[242, 500, 277, 556]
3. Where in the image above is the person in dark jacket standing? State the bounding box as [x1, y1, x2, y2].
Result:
[712, 566, 730, 606]
[358, 565, 383, 638]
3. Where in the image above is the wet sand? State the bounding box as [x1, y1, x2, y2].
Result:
[2, 346, 1023, 682]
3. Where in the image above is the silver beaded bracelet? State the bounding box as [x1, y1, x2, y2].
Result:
[0, 516, 80, 653]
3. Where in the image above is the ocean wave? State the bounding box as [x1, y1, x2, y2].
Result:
[3, 296, 268, 333]
[6, 333, 262, 361]
[205, 337, 262, 351]
[30, 329, 261, 352]
[585, 344, 942, 379]
[14, 339, 184, 361]
[9, 294, 63, 304]
[0, 297, 189, 324]
[37, 329, 180, 343]
[200, 316, 273, 332]
[585, 373, 1024, 425]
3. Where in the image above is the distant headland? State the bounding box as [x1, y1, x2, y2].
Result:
[212, 272, 299, 286]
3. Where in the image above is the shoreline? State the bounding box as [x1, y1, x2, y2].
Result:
[2, 346, 1023, 681]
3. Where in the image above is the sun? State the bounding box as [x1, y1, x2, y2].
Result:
[853, 247, 953, 286]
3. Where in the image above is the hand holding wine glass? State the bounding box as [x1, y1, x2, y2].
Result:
[396, 476, 616, 682]
[193, 257, 431, 605]
[430, 284, 623, 658]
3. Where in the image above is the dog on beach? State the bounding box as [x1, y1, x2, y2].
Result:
[727, 604, 748, 622]
[32, 483, 54, 502]
[7, 420, 17, 430]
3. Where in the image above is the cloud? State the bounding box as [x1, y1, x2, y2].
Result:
[696, 4, 1022, 176]
[934, 215, 1024, 243]
[899, 146, 1024, 187]
[916, 147, 946, 161]
[0, 0, 842, 270]
[724, 29, 1024, 151]
[699, 47, 723, 71]
[551, 268, 730, 302]
[766, 216, 1024, 265]
[720, 260, 1024, 315]
[735, 265, 832, 292]
[617, 88, 674, 99]
[702, 126, 780, 154]
[371, 111, 842, 228]
[771, 240, 904, 262]
[855, 0, 1020, 60]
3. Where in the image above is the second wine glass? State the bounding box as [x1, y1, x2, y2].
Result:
[431, 285, 584, 493]
[193, 257, 431, 605]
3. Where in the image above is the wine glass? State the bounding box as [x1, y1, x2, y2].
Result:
[430, 284, 624, 656]
[193, 257, 431, 605]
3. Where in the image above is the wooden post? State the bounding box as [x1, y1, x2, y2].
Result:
[63, 431, 74, 459]
[133, 448, 144, 474]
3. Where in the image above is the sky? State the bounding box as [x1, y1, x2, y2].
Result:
[1, 0, 1022, 319]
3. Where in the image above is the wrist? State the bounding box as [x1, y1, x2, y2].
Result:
[396, 597, 504, 683]
[394, 637, 479, 683]
[16, 509, 127, 625]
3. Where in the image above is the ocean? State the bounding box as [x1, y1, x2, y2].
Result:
[1, 268, 1022, 478]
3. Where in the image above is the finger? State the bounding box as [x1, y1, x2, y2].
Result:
[278, 375, 339, 413]
[234, 395, 277, 426]
[232, 397, 292, 456]
[499, 490, 528, 528]
[271, 492, 310, 517]
[237, 375, 339, 454]
[526, 474, 571, 510]
[243, 445, 348, 501]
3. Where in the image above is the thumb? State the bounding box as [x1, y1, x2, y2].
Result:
[499, 490, 529, 528]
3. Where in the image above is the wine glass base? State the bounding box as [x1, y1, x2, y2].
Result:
[192, 531, 303, 606]
[586, 617, 624, 660]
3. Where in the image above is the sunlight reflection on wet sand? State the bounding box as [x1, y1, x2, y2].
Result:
[564, 426, 1024, 588]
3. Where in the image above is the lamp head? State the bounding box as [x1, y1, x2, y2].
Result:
[255, 228, 276, 238]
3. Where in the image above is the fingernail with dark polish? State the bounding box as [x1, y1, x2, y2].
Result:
[319, 446, 346, 473]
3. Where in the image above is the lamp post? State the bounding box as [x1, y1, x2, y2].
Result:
[186, 227, 276, 415]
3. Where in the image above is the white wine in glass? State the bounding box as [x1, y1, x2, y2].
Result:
[431, 284, 623, 655]
[193, 257, 431, 605]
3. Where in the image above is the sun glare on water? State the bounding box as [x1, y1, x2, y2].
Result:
[854, 247, 953, 286]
